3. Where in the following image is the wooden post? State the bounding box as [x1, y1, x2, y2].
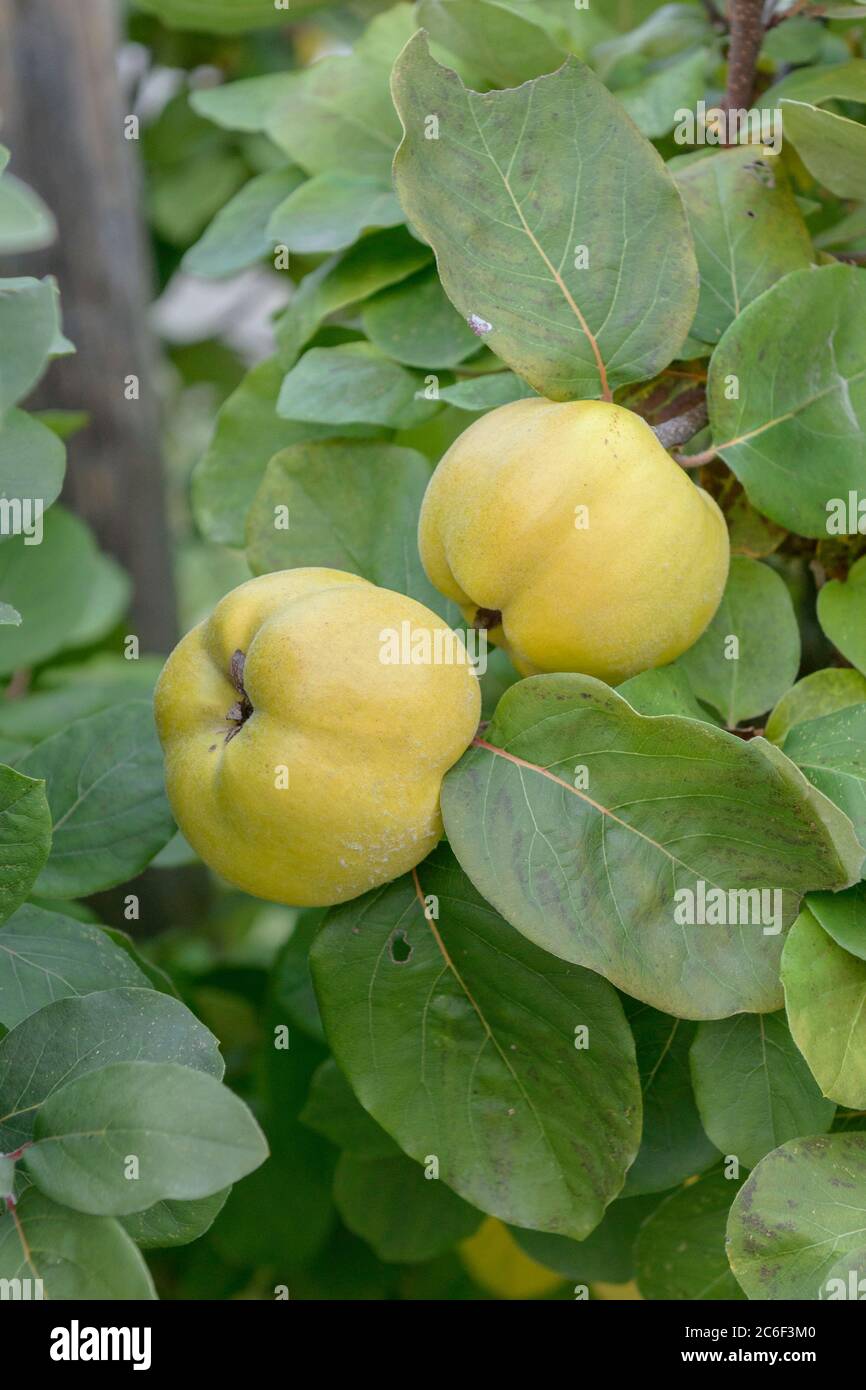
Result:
[0, 0, 177, 653]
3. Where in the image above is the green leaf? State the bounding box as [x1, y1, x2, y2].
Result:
[418, 0, 567, 87]
[274, 226, 431, 369]
[765, 667, 866, 745]
[245, 438, 455, 619]
[133, 0, 325, 34]
[509, 1193, 661, 1283]
[0, 174, 55, 253]
[617, 48, 709, 139]
[191, 74, 295, 132]
[24, 1060, 268, 1216]
[617, 664, 719, 723]
[211, 1129, 335, 1270]
[808, 881, 866, 961]
[362, 267, 480, 370]
[271, 909, 325, 1043]
[782, 906, 866, 1108]
[0, 1189, 156, 1299]
[438, 372, 537, 411]
[727, 1133, 866, 1299]
[310, 845, 641, 1239]
[764, 57, 866, 105]
[18, 702, 175, 899]
[636, 1170, 745, 1300]
[182, 167, 304, 278]
[817, 554, 866, 673]
[334, 1152, 482, 1262]
[301, 1059, 400, 1158]
[267, 172, 403, 254]
[0, 767, 51, 926]
[707, 264, 866, 538]
[622, 1005, 718, 1196]
[0, 278, 63, 412]
[0, 409, 65, 539]
[0, 507, 114, 676]
[690, 1012, 835, 1170]
[782, 704, 866, 852]
[674, 558, 801, 726]
[391, 34, 698, 399]
[0, 988, 224, 1150]
[0, 905, 153, 1030]
[277, 344, 438, 429]
[780, 100, 866, 201]
[0, 657, 161, 744]
[265, 6, 415, 178]
[441, 675, 862, 1019]
[63, 549, 131, 651]
[673, 148, 813, 345]
[119, 1189, 229, 1250]
[191, 357, 357, 547]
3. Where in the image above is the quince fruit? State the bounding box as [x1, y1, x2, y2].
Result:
[459, 1218, 564, 1299]
[154, 568, 480, 906]
[418, 398, 729, 684]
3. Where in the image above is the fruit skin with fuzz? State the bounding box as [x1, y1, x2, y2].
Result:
[154, 568, 480, 907]
[418, 398, 730, 684]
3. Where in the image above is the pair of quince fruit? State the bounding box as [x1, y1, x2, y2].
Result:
[156, 399, 728, 906]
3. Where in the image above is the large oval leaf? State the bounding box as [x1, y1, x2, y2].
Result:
[622, 1003, 718, 1196]
[674, 557, 800, 726]
[0, 767, 50, 926]
[17, 701, 175, 898]
[0, 1189, 156, 1299]
[636, 1169, 745, 1300]
[672, 147, 813, 346]
[24, 1060, 268, 1217]
[689, 1011, 835, 1169]
[707, 265, 866, 538]
[391, 33, 698, 400]
[782, 704, 866, 852]
[727, 1133, 866, 1299]
[0, 988, 224, 1149]
[441, 675, 862, 1019]
[310, 845, 641, 1239]
[782, 906, 866, 1108]
[0, 905, 152, 1031]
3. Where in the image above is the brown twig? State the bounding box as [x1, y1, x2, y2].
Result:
[651, 400, 710, 450]
[721, 0, 767, 119]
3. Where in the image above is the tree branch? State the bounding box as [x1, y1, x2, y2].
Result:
[722, 0, 767, 116]
[651, 400, 709, 450]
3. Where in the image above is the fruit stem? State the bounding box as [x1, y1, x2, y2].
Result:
[225, 649, 253, 742]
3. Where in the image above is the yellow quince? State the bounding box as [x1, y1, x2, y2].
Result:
[154, 569, 480, 906]
[418, 398, 729, 684]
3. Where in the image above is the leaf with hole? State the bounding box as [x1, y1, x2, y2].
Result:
[310, 845, 641, 1239]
